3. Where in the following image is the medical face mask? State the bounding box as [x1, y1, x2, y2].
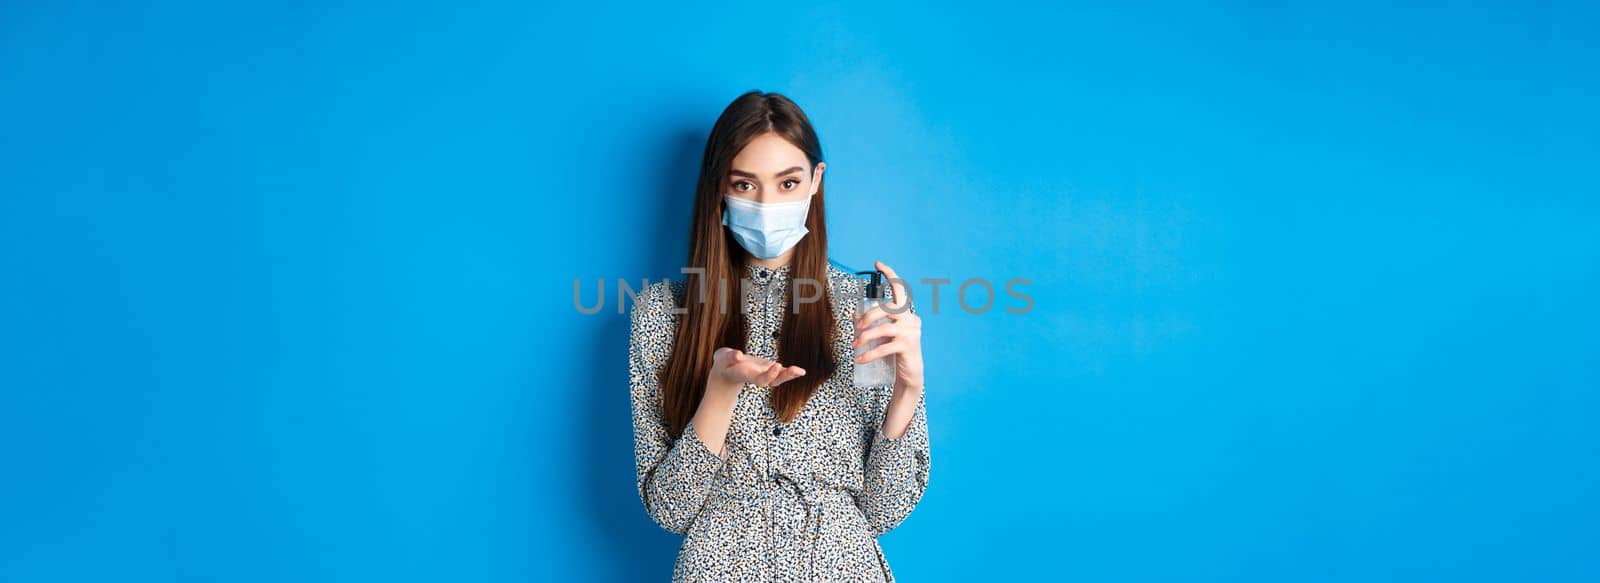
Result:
[721, 193, 813, 260]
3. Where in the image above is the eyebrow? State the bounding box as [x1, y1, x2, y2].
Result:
[729, 166, 805, 179]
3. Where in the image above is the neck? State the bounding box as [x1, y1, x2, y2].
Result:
[747, 248, 795, 269]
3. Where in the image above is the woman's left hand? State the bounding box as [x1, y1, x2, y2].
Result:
[852, 260, 925, 395]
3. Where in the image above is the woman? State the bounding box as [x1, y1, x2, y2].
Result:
[628, 91, 932, 582]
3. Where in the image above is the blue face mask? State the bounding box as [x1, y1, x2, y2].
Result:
[721, 194, 813, 260]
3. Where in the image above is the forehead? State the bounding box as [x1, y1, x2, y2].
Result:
[730, 133, 809, 173]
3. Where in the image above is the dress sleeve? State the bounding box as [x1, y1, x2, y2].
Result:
[857, 288, 933, 536]
[629, 281, 729, 535]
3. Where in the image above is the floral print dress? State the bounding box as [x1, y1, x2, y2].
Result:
[628, 261, 932, 582]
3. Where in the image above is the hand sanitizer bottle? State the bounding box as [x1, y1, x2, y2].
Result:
[853, 270, 896, 387]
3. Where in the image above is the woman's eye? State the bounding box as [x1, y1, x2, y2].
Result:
[783, 179, 799, 189]
[734, 181, 753, 191]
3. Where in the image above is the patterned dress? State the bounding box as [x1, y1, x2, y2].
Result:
[628, 261, 932, 582]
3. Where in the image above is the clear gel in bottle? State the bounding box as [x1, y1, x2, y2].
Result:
[853, 270, 896, 387]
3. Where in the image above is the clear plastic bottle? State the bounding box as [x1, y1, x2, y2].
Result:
[853, 270, 896, 387]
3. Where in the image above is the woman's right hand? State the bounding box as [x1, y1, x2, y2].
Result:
[707, 347, 806, 393]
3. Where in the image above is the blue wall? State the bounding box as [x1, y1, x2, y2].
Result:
[2, 1, 1596, 581]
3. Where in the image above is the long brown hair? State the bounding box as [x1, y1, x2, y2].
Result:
[659, 90, 836, 439]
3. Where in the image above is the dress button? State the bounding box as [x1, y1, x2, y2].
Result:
[771, 329, 781, 339]
[773, 426, 782, 437]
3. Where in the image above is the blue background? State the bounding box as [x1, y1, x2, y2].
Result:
[2, 1, 1597, 581]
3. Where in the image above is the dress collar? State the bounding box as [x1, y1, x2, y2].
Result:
[743, 262, 792, 284]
